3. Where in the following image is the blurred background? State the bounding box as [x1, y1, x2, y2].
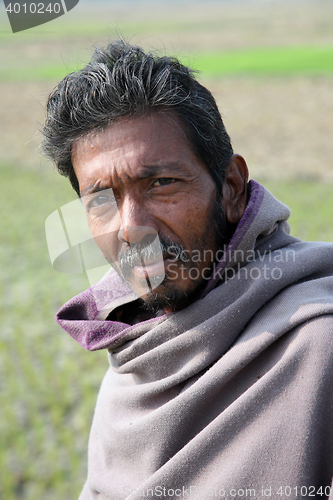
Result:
[1, 0, 333, 498]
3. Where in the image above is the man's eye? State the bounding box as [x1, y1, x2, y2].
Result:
[153, 178, 175, 187]
[88, 195, 113, 209]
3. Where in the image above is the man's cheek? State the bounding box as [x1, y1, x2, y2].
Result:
[93, 233, 119, 264]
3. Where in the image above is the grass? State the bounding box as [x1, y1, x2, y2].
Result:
[0, 165, 106, 500]
[188, 46, 333, 76]
[259, 179, 333, 242]
[0, 63, 82, 82]
[2, 45, 333, 82]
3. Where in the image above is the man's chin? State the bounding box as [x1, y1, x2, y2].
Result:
[109, 261, 165, 297]
[138, 277, 208, 314]
[124, 273, 165, 297]
[116, 260, 214, 313]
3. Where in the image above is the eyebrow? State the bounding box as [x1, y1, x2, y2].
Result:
[80, 162, 185, 197]
[80, 182, 104, 198]
[135, 163, 184, 179]
[80, 162, 188, 197]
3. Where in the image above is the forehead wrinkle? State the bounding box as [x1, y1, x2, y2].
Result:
[131, 162, 186, 180]
[73, 112, 203, 197]
[108, 160, 188, 185]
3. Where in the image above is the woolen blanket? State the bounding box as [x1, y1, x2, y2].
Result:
[57, 181, 333, 500]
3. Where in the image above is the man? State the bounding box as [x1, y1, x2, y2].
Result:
[43, 40, 333, 499]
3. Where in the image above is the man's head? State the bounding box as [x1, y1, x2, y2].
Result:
[42, 39, 234, 197]
[43, 40, 248, 313]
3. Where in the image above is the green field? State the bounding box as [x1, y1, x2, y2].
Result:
[0, 166, 106, 499]
[190, 45, 333, 76]
[2, 45, 333, 82]
[1, 1, 333, 499]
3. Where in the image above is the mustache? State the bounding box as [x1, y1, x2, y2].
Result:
[118, 235, 185, 273]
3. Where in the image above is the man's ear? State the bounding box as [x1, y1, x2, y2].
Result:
[221, 154, 249, 224]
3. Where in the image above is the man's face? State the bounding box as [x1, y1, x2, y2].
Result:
[72, 113, 227, 313]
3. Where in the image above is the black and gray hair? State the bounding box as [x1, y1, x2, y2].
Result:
[42, 39, 233, 196]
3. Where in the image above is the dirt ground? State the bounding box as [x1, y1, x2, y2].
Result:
[1, 0, 333, 182]
[1, 75, 332, 183]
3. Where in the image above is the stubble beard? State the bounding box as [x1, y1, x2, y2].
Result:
[114, 200, 227, 314]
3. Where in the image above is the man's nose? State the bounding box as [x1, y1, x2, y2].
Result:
[117, 196, 157, 245]
[118, 225, 158, 245]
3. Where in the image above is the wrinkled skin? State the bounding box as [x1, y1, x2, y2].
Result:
[72, 112, 248, 313]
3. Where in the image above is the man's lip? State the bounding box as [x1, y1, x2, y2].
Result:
[132, 258, 166, 279]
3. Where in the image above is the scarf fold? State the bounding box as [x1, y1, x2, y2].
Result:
[57, 181, 333, 500]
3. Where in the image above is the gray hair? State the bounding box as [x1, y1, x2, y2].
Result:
[42, 39, 233, 196]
